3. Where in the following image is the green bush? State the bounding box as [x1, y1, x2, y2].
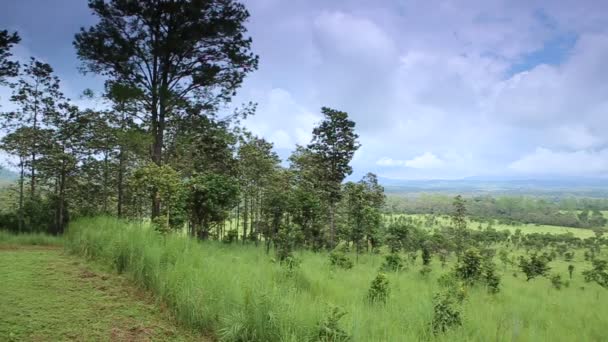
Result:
[381, 253, 404, 272]
[329, 251, 354, 270]
[367, 273, 390, 304]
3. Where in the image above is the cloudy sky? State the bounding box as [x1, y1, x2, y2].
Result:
[1, 0, 607, 180]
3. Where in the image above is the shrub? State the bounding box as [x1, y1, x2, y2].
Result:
[223, 229, 238, 244]
[518, 253, 551, 281]
[329, 251, 354, 270]
[431, 292, 462, 334]
[317, 305, 350, 342]
[419, 265, 432, 277]
[455, 248, 482, 283]
[550, 274, 565, 290]
[367, 273, 390, 304]
[421, 245, 432, 266]
[381, 253, 404, 272]
[482, 260, 501, 294]
[583, 259, 608, 288]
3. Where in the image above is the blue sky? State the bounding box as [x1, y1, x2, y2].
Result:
[1, 0, 608, 180]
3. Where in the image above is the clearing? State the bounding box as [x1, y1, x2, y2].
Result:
[0, 246, 208, 341]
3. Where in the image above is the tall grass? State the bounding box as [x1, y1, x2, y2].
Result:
[0, 230, 63, 246]
[65, 217, 607, 341]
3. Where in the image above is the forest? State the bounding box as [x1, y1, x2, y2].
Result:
[1, 1, 607, 341]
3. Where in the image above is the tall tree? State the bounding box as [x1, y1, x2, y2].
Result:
[1, 58, 63, 198]
[74, 0, 258, 218]
[0, 30, 20, 83]
[308, 107, 360, 248]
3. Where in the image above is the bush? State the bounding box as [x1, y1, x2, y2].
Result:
[329, 251, 354, 270]
[431, 292, 462, 334]
[317, 305, 350, 342]
[419, 265, 432, 277]
[367, 273, 390, 304]
[583, 259, 608, 288]
[223, 229, 238, 244]
[482, 260, 501, 294]
[455, 248, 482, 283]
[518, 253, 551, 281]
[381, 253, 404, 272]
[550, 274, 565, 290]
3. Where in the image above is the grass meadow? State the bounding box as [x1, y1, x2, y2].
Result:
[61, 216, 607, 341]
[385, 213, 598, 238]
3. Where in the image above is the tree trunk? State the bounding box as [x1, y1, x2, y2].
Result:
[235, 203, 240, 242]
[117, 146, 124, 217]
[242, 195, 248, 244]
[329, 202, 336, 249]
[103, 150, 109, 213]
[18, 157, 24, 233]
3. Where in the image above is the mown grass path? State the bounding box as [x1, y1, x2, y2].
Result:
[0, 247, 208, 341]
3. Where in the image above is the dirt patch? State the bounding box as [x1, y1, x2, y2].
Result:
[110, 322, 155, 342]
[79, 269, 97, 279]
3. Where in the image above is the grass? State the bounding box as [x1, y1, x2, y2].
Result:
[64, 216, 608, 341]
[386, 213, 598, 238]
[0, 230, 63, 246]
[0, 244, 207, 341]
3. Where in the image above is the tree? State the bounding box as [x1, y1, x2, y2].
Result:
[0, 30, 20, 83]
[340, 173, 385, 257]
[451, 195, 469, 257]
[1, 58, 63, 198]
[308, 107, 360, 248]
[518, 253, 551, 281]
[187, 172, 239, 239]
[74, 0, 258, 218]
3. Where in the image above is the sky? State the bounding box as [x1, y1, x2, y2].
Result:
[1, 0, 607, 180]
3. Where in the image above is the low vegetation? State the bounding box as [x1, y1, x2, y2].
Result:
[0, 245, 206, 341]
[62, 216, 607, 341]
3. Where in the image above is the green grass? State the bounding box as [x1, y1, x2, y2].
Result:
[386, 213, 597, 238]
[0, 246, 207, 341]
[64, 216, 608, 341]
[0, 230, 63, 246]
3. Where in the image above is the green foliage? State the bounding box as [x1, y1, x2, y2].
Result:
[482, 260, 501, 294]
[568, 264, 575, 279]
[187, 172, 239, 239]
[582, 259, 608, 288]
[550, 274, 566, 290]
[329, 251, 354, 270]
[431, 292, 462, 335]
[223, 229, 239, 244]
[317, 305, 350, 342]
[0, 30, 20, 81]
[518, 253, 551, 281]
[367, 273, 390, 304]
[419, 265, 432, 277]
[455, 248, 482, 283]
[381, 252, 405, 272]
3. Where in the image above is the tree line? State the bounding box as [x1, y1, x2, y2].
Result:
[386, 194, 608, 229]
[0, 0, 385, 252]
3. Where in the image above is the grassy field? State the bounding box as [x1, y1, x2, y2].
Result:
[63, 217, 607, 341]
[386, 213, 598, 238]
[0, 245, 207, 341]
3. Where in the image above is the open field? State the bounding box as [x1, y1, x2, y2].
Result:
[0, 245, 207, 341]
[60, 217, 607, 341]
[386, 213, 599, 238]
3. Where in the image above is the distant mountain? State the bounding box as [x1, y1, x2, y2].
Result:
[0, 168, 18, 182]
[379, 177, 608, 198]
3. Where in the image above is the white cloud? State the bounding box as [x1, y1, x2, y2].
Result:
[509, 148, 608, 175]
[404, 152, 444, 169]
[376, 157, 405, 167]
